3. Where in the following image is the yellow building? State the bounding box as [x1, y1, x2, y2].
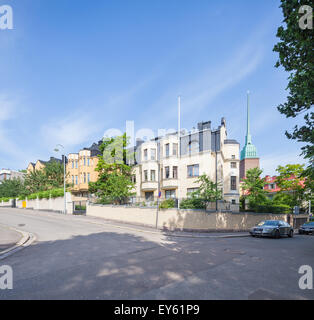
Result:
[27, 157, 63, 174]
[66, 142, 102, 197]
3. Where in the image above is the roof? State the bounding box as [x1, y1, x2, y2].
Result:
[224, 139, 240, 145]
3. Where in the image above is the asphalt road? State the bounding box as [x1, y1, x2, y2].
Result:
[0, 208, 313, 300]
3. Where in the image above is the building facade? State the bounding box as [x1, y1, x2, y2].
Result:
[27, 157, 64, 174]
[240, 93, 260, 180]
[66, 142, 102, 198]
[130, 118, 240, 204]
[0, 169, 25, 182]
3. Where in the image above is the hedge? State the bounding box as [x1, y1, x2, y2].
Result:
[0, 197, 11, 203]
[180, 198, 206, 210]
[160, 199, 176, 209]
[15, 189, 65, 202]
[255, 203, 291, 214]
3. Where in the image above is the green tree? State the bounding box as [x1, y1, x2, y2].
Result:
[89, 134, 135, 204]
[193, 174, 223, 208]
[24, 170, 48, 194]
[44, 160, 66, 189]
[275, 164, 306, 207]
[241, 168, 267, 210]
[0, 178, 25, 198]
[273, 0, 314, 177]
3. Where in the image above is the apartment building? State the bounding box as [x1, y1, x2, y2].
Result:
[131, 118, 240, 204]
[0, 169, 25, 182]
[66, 142, 102, 197]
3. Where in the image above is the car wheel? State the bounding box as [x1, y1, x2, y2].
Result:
[274, 230, 280, 239]
[299, 230, 303, 235]
[288, 230, 294, 238]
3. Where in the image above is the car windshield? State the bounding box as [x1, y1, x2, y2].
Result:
[258, 221, 279, 226]
[304, 222, 314, 226]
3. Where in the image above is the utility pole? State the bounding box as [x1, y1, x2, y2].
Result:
[177, 95, 181, 210]
[215, 130, 218, 212]
[156, 141, 161, 229]
[54, 144, 67, 214]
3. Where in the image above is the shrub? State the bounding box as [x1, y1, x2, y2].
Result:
[0, 197, 11, 203]
[180, 198, 205, 210]
[255, 203, 291, 214]
[160, 199, 176, 209]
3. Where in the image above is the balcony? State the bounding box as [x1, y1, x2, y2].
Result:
[161, 179, 178, 189]
[141, 181, 158, 191]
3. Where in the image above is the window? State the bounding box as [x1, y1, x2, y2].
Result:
[232, 199, 236, 205]
[165, 166, 170, 179]
[151, 149, 156, 160]
[165, 144, 170, 157]
[232, 155, 235, 159]
[144, 149, 148, 161]
[231, 162, 237, 169]
[75, 161, 78, 169]
[173, 143, 178, 156]
[189, 141, 199, 154]
[187, 164, 199, 177]
[84, 157, 86, 166]
[72, 161, 74, 169]
[87, 158, 90, 166]
[187, 188, 199, 197]
[144, 170, 148, 182]
[231, 176, 237, 190]
[84, 173, 86, 183]
[173, 166, 178, 179]
[132, 175, 136, 183]
[87, 173, 90, 183]
[145, 192, 154, 201]
[165, 190, 176, 199]
[72, 175, 74, 184]
[151, 170, 156, 181]
[75, 175, 78, 185]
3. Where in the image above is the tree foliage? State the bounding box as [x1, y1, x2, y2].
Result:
[273, 0, 314, 176]
[241, 168, 267, 209]
[275, 164, 307, 207]
[0, 178, 24, 198]
[89, 134, 135, 204]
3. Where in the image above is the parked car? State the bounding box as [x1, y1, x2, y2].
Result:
[299, 221, 314, 235]
[250, 220, 294, 238]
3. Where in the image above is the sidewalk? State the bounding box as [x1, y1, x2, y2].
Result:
[0, 225, 22, 254]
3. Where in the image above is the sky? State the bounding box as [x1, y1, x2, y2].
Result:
[0, 0, 307, 176]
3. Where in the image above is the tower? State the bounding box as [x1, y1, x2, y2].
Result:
[240, 92, 260, 180]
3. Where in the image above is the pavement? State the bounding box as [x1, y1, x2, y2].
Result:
[0, 207, 313, 300]
[0, 224, 22, 253]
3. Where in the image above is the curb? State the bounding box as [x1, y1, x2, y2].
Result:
[0, 224, 36, 261]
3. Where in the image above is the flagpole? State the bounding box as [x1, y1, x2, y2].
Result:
[178, 96, 181, 210]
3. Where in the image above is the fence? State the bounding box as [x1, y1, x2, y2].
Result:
[90, 196, 240, 213]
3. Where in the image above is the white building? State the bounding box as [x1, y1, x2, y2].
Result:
[0, 169, 25, 183]
[130, 118, 240, 205]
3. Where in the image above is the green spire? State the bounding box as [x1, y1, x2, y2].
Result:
[241, 91, 258, 160]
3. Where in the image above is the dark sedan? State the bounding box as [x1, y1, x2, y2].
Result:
[299, 221, 314, 235]
[250, 220, 294, 238]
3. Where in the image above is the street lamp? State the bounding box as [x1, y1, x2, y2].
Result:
[54, 144, 66, 214]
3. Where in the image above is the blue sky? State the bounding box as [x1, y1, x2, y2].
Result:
[0, 0, 307, 175]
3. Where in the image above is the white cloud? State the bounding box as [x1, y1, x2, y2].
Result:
[41, 113, 103, 151]
[260, 152, 306, 176]
[0, 94, 17, 121]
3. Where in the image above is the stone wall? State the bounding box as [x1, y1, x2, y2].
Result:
[86, 203, 290, 232]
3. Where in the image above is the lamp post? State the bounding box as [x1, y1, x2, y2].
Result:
[54, 144, 66, 214]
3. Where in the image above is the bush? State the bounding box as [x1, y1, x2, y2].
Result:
[180, 198, 205, 209]
[255, 203, 291, 214]
[0, 197, 11, 203]
[160, 199, 176, 209]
